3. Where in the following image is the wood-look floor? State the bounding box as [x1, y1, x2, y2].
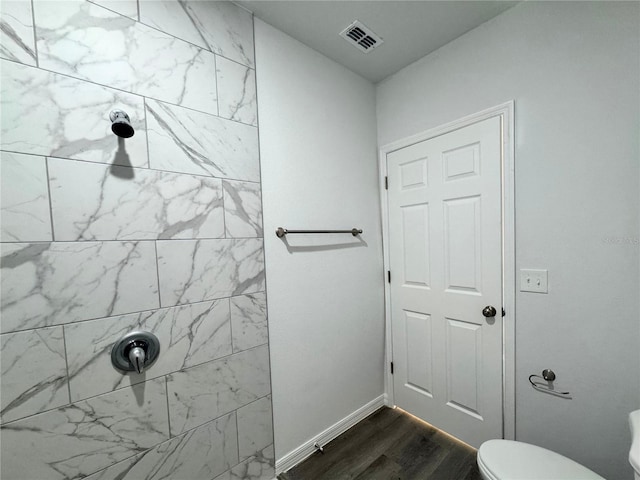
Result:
[278, 407, 482, 480]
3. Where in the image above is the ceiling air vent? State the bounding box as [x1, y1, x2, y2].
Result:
[339, 20, 383, 53]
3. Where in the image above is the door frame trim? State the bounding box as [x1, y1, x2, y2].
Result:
[378, 101, 516, 440]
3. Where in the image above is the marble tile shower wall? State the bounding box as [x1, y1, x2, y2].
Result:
[0, 1, 273, 479]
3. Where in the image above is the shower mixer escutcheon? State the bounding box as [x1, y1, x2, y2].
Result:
[111, 331, 160, 374]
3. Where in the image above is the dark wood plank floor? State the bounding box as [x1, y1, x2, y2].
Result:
[278, 407, 482, 480]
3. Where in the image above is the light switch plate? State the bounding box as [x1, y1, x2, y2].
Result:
[520, 269, 548, 293]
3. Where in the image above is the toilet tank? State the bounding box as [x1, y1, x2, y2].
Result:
[631, 410, 640, 480]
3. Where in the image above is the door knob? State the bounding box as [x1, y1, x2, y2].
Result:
[482, 306, 497, 318]
[111, 331, 160, 374]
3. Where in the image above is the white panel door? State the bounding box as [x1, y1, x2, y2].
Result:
[387, 116, 502, 447]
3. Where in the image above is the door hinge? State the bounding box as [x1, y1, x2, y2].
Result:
[390, 362, 394, 374]
[385, 176, 388, 190]
[502, 308, 505, 317]
[387, 271, 391, 283]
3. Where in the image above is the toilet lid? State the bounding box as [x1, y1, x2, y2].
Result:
[477, 440, 605, 480]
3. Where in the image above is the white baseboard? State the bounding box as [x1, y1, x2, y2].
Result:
[275, 394, 387, 475]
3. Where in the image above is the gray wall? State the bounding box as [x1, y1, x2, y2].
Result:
[377, 2, 640, 479]
[0, 1, 274, 479]
[254, 20, 385, 463]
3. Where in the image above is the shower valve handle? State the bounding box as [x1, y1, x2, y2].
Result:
[128, 345, 146, 374]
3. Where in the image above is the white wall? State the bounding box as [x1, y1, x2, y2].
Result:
[377, 2, 640, 479]
[254, 20, 385, 461]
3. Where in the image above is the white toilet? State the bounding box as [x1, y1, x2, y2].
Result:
[476, 409, 640, 480]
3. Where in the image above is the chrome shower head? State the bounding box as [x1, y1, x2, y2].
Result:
[109, 110, 135, 138]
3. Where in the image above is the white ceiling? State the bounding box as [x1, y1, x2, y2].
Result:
[239, 1, 518, 83]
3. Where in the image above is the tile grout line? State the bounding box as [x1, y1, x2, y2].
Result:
[214, 53, 221, 118]
[153, 240, 162, 309]
[237, 391, 271, 412]
[0, 292, 267, 336]
[0, 148, 263, 185]
[43, 157, 56, 241]
[228, 296, 235, 353]
[60, 325, 73, 407]
[235, 406, 241, 463]
[165, 376, 173, 438]
[0, 58, 257, 129]
[0, 236, 264, 245]
[74, 449, 145, 480]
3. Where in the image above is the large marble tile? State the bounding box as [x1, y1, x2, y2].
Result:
[0, 60, 148, 167]
[157, 238, 264, 307]
[0, 241, 159, 333]
[0, 152, 53, 242]
[139, 0, 208, 49]
[1, 326, 69, 424]
[34, 0, 217, 115]
[223, 180, 263, 238]
[49, 157, 224, 241]
[167, 345, 271, 434]
[0, 0, 37, 65]
[231, 292, 268, 353]
[0, 378, 169, 480]
[66, 300, 232, 402]
[83, 413, 238, 480]
[146, 99, 260, 181]
[139, 0, 255, 67]
[214, 445, 276, 480]
[217, 57, 257, 126]
[237, 395, 273, 461]
[89, 0, 138, 20]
